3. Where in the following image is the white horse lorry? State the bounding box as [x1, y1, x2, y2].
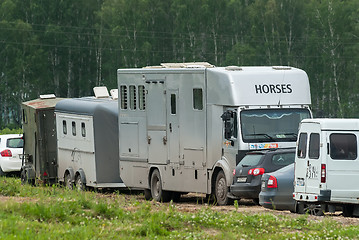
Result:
[294, 118, 359, 216]
[117, 62, 312, 205]
[55, 87, 125, 190]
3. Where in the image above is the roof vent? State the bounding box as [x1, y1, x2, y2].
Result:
[160, 62, 214, 68]
[225, 66, 242, 71]
[110, 89, 118, 100]
[93, 86, 109, 98]
[40, 94, 56, 99]
[272, 66, 292, 70]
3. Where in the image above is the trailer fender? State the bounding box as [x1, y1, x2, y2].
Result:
[64, 168, 75, 182]
[212, 159, 232, 187]
[76, 169, 87, 184]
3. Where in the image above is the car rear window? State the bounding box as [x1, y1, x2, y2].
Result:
[7, 138, 24, 148]
[239, 154, 263, 166]
[271, 152, 295, 166]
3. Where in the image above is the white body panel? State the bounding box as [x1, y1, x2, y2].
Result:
[294, 118, 359, 204]
[118, 65, 312, 195]
[0, 134, 23, 173]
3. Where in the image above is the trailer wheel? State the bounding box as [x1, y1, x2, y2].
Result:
[343, 204, 354, 217]
[297, 202, 325, 216]
[75, 175, 86, 191]
[20, 169, 35, 186]
[214, 170, 229, 206]
[64, 173, 73, 190]
[150, 169, 171, 202]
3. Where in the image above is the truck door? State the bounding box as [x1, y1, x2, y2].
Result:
[146, 81, 167, 165]
[167, 89, 180, 164]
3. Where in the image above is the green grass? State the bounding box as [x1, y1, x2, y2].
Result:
[0, 177, 358, 239]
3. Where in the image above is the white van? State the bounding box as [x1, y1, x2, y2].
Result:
[294, 118, 359, 216]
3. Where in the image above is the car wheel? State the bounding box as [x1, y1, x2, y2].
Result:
[342, 204, 354, 217]
[0, 166, 5, 177]
[214, 171, 229, 206]
[75, 175, 86, 191]
[64, 173, 73, 190]
[150, 169, 171, 202]
[297, 202, 325, 216]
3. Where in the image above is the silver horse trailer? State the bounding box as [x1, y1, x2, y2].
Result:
[117, 63, 312, 205]
[55, 88, 125, 190]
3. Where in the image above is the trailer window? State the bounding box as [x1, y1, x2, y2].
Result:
[63, 120, 67, 135]
[309, 133, 320, 159]
[81, 122, 86, 137]
[129, 85, 137, 110]
[72, 121, 76, 136]
[193, 88, 203, 110]
[171, 94, 177, 114]
[138, 85, 146, 110]
[297, 133, 307, 158]
[330, 133, 357, 160]
[120, 85, 128, 109]
[22, 109, 27, 124]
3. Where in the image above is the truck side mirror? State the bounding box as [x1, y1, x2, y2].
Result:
[221, 110, 237, 140]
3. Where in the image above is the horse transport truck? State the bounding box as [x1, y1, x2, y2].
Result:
[117, 62, 312, 205]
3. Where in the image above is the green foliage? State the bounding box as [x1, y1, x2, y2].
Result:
[0, 128, 23, 135]
[0, 0, 358, 123]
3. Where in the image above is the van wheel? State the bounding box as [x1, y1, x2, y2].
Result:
[64, 173, 73, 190]
[150, 169, 171, 202]
[75, 175, 86, 191]
[343, 204, 354, 217]
[214, 171, 229, 206]
[297, 202, 324, 216]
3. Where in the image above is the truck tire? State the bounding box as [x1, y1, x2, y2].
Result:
[214, 170, 229, 206]
[150, 169, 171, 202]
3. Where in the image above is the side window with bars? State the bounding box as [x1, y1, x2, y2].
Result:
[120, 85, 128, 110]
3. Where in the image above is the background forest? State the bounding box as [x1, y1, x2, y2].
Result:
[0, 0, 358, 128]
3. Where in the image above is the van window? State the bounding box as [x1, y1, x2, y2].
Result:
[309, 133, 320, 159]
[120, 85, 128, 109]
[330, 133, 357, 160]
[138, 85, 146, 110]
[193, 88, 203, 110]
[297, 133, 307, 158]
[129, 85, 137, 110]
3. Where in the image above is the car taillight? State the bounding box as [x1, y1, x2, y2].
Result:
[248, 168, 265, 176]
[1, 149, 12, 157]
[267, 176, 278, 188]
[321, 164, 326, 183]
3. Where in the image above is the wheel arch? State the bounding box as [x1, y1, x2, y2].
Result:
[75, 168, 87, 184]
[211, 159, 232, 192]
[148, 166, 159, 189]
[64, 168, 75, 183]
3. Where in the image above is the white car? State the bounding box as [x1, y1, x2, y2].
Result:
[0, 134, 24, 176]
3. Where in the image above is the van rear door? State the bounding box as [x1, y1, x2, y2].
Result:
[295, 122, 322, 196]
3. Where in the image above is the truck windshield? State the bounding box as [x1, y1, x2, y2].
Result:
[240, 108, 311, 142]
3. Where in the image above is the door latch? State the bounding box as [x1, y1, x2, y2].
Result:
[147, 136, 151, 144]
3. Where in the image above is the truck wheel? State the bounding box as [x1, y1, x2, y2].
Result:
[150, 169, 171, 202]
[75, 175, 86, 191]
[343, 204, 354, 217]
[297, 202, 324, 216]
[64, 173, 73, 190]
[214, 170, 229, 206]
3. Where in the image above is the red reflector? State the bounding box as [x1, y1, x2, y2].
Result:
[315, 196, 318, 200]
[248, 168, 265, 176]
[0, 149, 12, 157]
[321, 164, 326, 183]
[233, 169, 236, 175]
[43, 172, 48, 177]
[267, 175, 278, 188]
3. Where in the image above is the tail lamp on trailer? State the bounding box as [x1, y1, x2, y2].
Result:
[321, 164, 326, 183]
[248, 168, 265, 176]
[0, 149, 12, 157]
[267, 175, 278, 188]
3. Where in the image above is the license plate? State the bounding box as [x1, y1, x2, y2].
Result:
[237, 177, 247, 183]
